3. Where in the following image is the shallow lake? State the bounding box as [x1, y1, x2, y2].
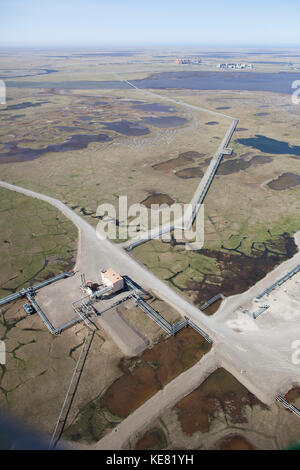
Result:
[6, 71, 300, 94]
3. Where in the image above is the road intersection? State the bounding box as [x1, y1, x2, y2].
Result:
[1, 80, 300, 449]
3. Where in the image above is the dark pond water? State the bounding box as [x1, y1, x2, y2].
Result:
[6, 114, 26, 120]
[55, 125, 89, 132]
[6, 80, 132, 90]
[102, 119, 150, 136]
[45, 55, 70, 59]
[74, 52, 138, 57]
[0, 133, 111, 164]
[78, 115, 97, 121]
[2, 101, 48, 111]
[92, 100, 108, 106]
[0, 68, 58, 79]
[141, 116, 187, 128]
[267, 172, 300, 190]
[251, 61, 293, 65]
[7, 71, 300, 94]
[236, 135, 300, 156]
[198, 54, 239, 58]
[254, 112, 269, 116]
[132, 102, 176, 113]
[130, 71, 300, 94]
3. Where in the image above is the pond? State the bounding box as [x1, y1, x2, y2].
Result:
[267, 172, 300, 190]
[236, 135, 300, 156]
[0, 133, 112, 164]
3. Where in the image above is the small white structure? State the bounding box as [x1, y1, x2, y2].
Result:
[217, 63, 253, 70]
[101, 268, 124, 293]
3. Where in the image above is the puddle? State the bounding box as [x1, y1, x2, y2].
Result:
[205, 121, 219, 126]
[267, 172, 300, 190]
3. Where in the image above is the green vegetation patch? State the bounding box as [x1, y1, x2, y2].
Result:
[0, 187, 77, 297]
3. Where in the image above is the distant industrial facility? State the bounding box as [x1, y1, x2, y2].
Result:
[175, 58, 201, 64]
[217, 63, 253, 69]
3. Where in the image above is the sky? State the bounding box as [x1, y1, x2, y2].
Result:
[1, 0, 300, 48]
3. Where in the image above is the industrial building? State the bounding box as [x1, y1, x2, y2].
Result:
[217, 63, 253, 69]
[101, 268, 124, 293]
[175, 58, 201, 64]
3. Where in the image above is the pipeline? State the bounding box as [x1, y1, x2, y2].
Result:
[134, 295, 213, 344]
[26, 292, 56, 334]
[0, 272, 75, 307]
[256, 264, 300, 300]
[200, 293, 226, 310]
[277, 396, 300, 418]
